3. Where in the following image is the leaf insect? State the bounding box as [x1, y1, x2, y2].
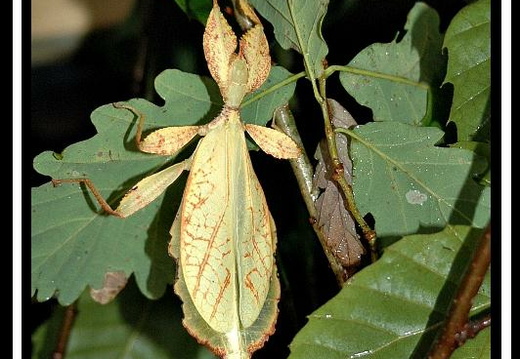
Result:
[53, 1, 300, 357]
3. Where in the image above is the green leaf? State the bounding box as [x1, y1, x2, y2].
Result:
[443, 0, 490, 141]
[288, 225, 491, 359]
[32, 282, 216, 359]
[173, 0, 212, 24]
[339, 2, 445, 125]
[346, 122, 490, 238]
[250, 0, 329, 79]
[32, 104, 181, 305]
[31, 67, 297, 305]
[242, 66, 298, 126]
[450, 141, 491, 186]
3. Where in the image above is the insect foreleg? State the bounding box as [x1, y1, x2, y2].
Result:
[112, 102, 148, 150]
[113, 102, 201, 156]
[52, 177, 124, 218]
[52, 158, 192, 218]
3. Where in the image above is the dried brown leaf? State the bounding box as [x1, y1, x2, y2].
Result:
[312, 99, 365, 275]
[90, 271, 128, 305]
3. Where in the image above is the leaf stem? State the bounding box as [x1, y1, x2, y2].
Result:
[427, 224, 491, 359]
[241, 71, 306, 108]
[324, 65, 430, 90]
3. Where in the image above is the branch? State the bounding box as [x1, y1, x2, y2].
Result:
[427, 224, 491, 359]
[52, 302, 78, 359]
[273, 105, 349, 285]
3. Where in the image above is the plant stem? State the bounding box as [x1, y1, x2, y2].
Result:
[241, 71, 306, 108]
[273, 105, 316, 203]
[52, 302, 78, 359]
[427, 224, 491, 359]
[273, 105, 348, 285]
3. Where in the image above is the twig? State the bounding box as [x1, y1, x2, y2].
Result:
[455, 313, 491, 346]
[274, 105, 348, 285]
[52, 302, 78, 359]
[427, 224, 491, 359]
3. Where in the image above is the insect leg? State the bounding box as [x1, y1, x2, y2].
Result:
[52, 177, 124, 218]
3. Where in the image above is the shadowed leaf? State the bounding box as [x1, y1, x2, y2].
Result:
[288, 225, 490, 359]
[32, 282, 216, 359]
[443, 0, 490, 141]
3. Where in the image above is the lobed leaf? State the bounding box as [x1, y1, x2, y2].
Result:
[288, 225, 491, 358]
[347, 122, 490, 238]
[31, 67, 296, 305]
[339, 2, 445, 125]
[32, 104, 181, 305]
[443, 0, 490, 141]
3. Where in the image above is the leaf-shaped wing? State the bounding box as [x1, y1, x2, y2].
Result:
[170, 110, 279, 356]
[179, 110, 276, 333]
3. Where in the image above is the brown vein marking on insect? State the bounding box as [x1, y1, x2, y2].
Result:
[183, 176, 215, 224]
[209, 268, 231, 321]
[191, 199, 229, 297]
[221, 246, 232, 259]
[243, 176, 271, 275]
[203, 9, 236, 89]
[155, 133, 166, 147]
[244, 268, 261, 304]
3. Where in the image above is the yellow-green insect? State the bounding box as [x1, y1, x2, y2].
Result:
[54, 1, 299, 358]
